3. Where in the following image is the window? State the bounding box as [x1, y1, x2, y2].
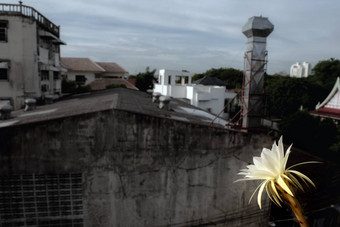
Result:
[0, 69, 7, 80]
[0, 173, 83, 226]
[41, 84, 49, 92]
[0, 21, 8, 42]
[75, 75, 86, 85]
[41, 70, 49, 81]
[53, 71, 59, 80]
[0, 61, 9, 80]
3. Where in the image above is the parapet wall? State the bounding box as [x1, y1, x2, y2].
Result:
[0, 109, 273, 226]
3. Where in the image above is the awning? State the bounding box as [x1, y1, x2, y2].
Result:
[0, 62, 9, 69]
[39, 30, 66, 45]
[40, 64, 67, 72]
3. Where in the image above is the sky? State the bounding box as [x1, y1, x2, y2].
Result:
[7, 0, 340, 75]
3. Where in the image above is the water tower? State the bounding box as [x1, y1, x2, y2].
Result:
[241, 16, 273, 129]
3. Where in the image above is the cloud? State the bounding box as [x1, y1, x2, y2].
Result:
[12, 0, 340, 74]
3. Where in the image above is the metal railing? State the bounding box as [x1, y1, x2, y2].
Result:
[0, 3, 59, 36]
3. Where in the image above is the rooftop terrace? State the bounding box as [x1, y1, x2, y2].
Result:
[0, 3, 60, 36]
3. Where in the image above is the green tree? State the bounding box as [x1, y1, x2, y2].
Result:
[265, 76, 326, 118]
[310, 58, 340, 90]
[135, 67, 157, 92]
[192, 68, 243, 89]
[279, 110, 339, 161]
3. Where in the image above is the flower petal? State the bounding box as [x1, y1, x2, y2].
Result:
[257, 181, 267, 209]
[287, 170, 316, 188]
[277, 175, 294, 196]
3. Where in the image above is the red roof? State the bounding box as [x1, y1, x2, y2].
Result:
[310, 107, 340, 120]
[95, 62, 128, 73]
[61, 58, 105, 72]
[310, 77, 340, 120]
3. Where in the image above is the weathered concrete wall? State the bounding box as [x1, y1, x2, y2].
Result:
[0, 109, 273, 226]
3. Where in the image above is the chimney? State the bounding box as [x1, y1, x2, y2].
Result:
[24, 98, 36, 111]
[242, 16, 274, 129]
[0, 103, 13, 120]
[159, 96, 171, 110]
[152, 92, 161, 103]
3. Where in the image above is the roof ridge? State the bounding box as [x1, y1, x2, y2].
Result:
[316, 77, 340, 110]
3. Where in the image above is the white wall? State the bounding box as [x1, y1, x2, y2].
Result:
[290, 62, 311, 78]
[154, 69, 237, 119]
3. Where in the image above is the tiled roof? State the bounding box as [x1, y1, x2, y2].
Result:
[89, 78, 138, 91]
[95, 62, 128, 73]
[310, 107, 340, 120]
[61, 57, 105, 72]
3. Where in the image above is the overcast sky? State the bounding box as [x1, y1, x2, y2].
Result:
[10, 0, 340, 75]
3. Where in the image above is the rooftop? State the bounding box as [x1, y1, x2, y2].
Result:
[193, 76, 227, 86]
[61, 57, 105, 73]
[0, 3, 60, 36]
[95, 62, 128, 73]
[89, 78, 138, 91]
[0, 88, 229, 129]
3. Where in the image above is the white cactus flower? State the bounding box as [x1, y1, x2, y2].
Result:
[236, 136, 317, 209]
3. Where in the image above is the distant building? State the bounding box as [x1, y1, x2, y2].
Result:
[61, 58, 105, 85]
[153, 69, 237, 119]
[0, 3, 66, 109]
[290, 62, 311, 78]
[310, 77, 340, 122]
[60, 57, 129, 86]
[95, 62, 129, 79]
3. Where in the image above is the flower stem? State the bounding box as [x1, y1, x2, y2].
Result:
[277, 185, 309, 227]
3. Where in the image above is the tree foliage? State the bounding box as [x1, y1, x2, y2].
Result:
[279, 110, 339, 161]
[135, 67, 157, 92]
[265, 76, 327, 118]
[192, 67, 243, 89]
[310, 58, 340, 90]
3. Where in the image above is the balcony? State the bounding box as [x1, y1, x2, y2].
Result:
[0, 3, 59, 36]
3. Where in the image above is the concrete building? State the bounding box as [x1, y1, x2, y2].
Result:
[0, 88, 273, 226]
[290, 62, 311, 78]
[60, 57, 129, 86]
[95, 62, 129, 79]
[0, 3, 66, 109]
[0, 88, 338, 226]
[60, 57, 105, 86]
[153, 69, 237, 119]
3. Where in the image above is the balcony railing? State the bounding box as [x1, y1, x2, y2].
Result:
[0, 3, 59, 36]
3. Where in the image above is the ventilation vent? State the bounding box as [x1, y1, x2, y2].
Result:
[0, 173, 83, 227]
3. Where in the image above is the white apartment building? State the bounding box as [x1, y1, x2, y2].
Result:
[153, 69, 237, 119]
[290, 62, 311, 78]
[0, 3, 65, 109]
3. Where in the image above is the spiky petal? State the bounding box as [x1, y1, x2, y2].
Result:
[235, 136, 318, 209]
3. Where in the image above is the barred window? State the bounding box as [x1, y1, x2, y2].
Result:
[41, 70, 49, 81]
[75, 75, 86, 85]
[0, 173, 83, 227]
